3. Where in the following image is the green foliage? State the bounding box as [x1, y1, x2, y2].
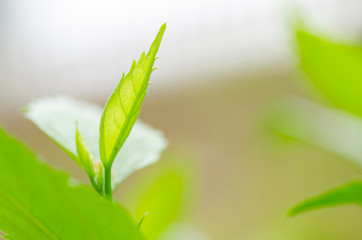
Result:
[99, 23, 165, 198]
[296, 28, 362, 116]
[0, 23, 169, 238]
[284, 25, 362, 216]
[26, 96, 167, 192]
[99, 23, 166, 169]
[75, 124, 101, 193]
[0, 127, 143, 240]
[289, 181, 362, 216]
[75, 124, 95, 178]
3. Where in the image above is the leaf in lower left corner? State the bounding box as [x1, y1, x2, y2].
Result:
[0, 126, 143, 240]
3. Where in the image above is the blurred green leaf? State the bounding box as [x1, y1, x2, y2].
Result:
[123, 167, 186, 240]
[0, 126, 143, 240]
[296, 28, 362, 115]
[289, 181, 362, 216]
[100, 23, 166, 167]
[25, 96, 167, 190]
[266, 96, 362, 166]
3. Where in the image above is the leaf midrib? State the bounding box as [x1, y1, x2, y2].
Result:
[103, 57, 153, 166]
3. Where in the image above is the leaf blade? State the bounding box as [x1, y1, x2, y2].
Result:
[288, 181, 362, 216]
[296, 27, 362, 116]
[0, 127, 143, 240]
[99, 23, 166, 167]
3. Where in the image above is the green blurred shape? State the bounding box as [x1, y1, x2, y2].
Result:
[297, 28, 362, 116]
[0, 126, 142, 240]
[266, 96, 362, 166]
[289, 181, 362, 216]
[122, 164, 190, 240]
[158, 222, 210, 240]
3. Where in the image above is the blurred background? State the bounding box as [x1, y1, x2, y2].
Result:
[1, 0, 362, 239]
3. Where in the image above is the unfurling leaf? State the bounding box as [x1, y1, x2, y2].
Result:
[76, 124, 103, 193]
[75, 124, 96, 178]
[99, 23, 166, 167]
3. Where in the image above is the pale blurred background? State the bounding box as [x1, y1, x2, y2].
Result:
[1, 0, 362, 239]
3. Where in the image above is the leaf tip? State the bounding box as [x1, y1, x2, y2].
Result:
[286, 207, 299, 217]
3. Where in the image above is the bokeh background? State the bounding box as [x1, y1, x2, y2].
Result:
[1, 0, 362, 239]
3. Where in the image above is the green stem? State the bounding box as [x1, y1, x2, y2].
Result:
[88, 175, 102, 195]
[104, 166, 113, 201]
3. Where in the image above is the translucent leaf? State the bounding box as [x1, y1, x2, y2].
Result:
[296, 27, 362, 116]
[25, 96, 167, 189]
[0, 127, 143, 240]
[100, 23, 166, 167]
[289, 181, 362, 216]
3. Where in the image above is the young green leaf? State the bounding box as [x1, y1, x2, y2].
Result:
[296, 27, 362, 116]
[25, 96, 167, 190]
[99, 23, 166, 168]
[75, 124, 95, 177]
[0, 126, 143, 240]
[288, 181, 362, 216]
[76, 124, 102, 192]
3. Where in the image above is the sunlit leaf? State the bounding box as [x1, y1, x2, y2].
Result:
[0, 127, 143, 239]
[296, 27, 362, 116]
[25, 96, 167, 189]
[289, 181, 362, 216]
[100, 23, 166, 167]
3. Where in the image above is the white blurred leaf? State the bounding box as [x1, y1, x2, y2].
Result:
[267, 96, 362, 166]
